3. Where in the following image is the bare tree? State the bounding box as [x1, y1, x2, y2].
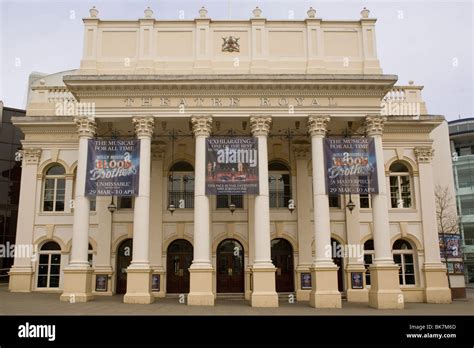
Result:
[435, 184, 460, 299]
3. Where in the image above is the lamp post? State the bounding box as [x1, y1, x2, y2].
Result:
[228, 203, 236, 214]
[107, 196, 117, 214]
[346, 193, 355, 213]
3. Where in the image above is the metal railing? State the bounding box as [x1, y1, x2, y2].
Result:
[168, 191, 194, 209]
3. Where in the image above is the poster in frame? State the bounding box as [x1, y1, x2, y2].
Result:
[454, 262, 464, 274]
[152, 274, 160, 292]
[447, 262, 455, 274]
[95, 275, 108, 292]
[301, 273, 312, 289]
[351, 272, 364, 289]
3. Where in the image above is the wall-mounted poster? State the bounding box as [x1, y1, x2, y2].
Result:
[205, 137, 259, 195]
[439, 234, 462, 259]
[301, 273, 312, 289]
[454, 262, 464, 274]
[324, 137, 378, 194]
[85, 139, 140, 196]
[95, 275, 108, 292]
[351, 272, 363, 289]
[152, 274, 160, 292]
[446, 262, 455, 274]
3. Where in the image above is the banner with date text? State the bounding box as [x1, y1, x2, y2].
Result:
[85, 139, 140, 196]
[324, 137, 378, 194]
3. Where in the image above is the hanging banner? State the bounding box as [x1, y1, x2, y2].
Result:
[324, 137, 378, 194]
[439, 234, 462, 259]
[205, 137, 259, 195]
[85, 139, 140, 196]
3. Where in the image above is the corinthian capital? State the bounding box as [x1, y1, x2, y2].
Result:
[191, 116, 213, 136]
[74, 117, 96, 138]
[307, 115, 330, 136]
[414, 147, 434, 163]
[365, 116, 387, 136]
[133, 116, 155, 138]
[20, 148, 42, 165]
[250, 116, 272, 136]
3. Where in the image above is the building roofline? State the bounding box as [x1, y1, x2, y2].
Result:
[448, 117, 474, 125]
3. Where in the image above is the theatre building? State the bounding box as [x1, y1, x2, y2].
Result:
[9, 6, 455, 308]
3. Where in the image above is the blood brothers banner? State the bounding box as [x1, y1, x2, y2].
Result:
[324, 137, 378, 195]
[85, 139, 140, 196]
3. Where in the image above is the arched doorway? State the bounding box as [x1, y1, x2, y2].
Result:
[116, 238, 132, 294]
[331, 238, 344, 292]
[271, 238, 294, 292]
[216, 239, 244, 293]
[166, 239, 193, 294]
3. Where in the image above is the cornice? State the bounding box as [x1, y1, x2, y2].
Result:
[64, 74, 397, 98]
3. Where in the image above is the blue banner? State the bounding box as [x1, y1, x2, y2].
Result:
[85, 139, 140, 196]
[324, 137, 378, 195]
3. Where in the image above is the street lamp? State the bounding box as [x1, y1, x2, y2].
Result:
[346, 193, 355, 213]
[107, 196, 117, 214]
[168, 203, 176, 215]
[228, 203, 236, 214]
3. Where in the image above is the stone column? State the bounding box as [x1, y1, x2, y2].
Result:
[60, 117, 96, 302]
[188, 116, 215, 306]
[307, 116, 341, 308]
[249, 116, 278, 307]
[124, 116, 155, 304]
[415, 147, 451, 303]
[9, 148, 42, 292]
[293, 144, 313, 301]
[365, 116, 403, 309]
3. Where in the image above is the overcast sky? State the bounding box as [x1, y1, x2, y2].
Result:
[0, 0, 472, 120]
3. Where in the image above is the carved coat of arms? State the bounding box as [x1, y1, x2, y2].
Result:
[222, 36, 240, 52]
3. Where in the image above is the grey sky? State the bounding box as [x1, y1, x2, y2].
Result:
[1, 0, 472, 120]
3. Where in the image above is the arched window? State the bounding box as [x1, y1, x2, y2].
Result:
[363, 240, 375, 286]
[88, 243, 94, 267]
[43, 164, 66, 212]
[393, 239, 416, 285]
[389, 162, 412, 208]
[168, 161, 194, 209]
[37, 241, 61, 288]
[268, 161, 291, 208]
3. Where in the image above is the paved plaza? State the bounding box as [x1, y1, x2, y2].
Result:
[0, 285, 472, 316]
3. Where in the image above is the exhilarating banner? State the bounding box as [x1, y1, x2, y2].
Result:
[205, 137, 259, 195]
[85, 139, 140, 196]
[324, 137, 378, 194]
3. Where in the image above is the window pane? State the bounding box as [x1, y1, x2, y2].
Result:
[51, 254, 61, 264]
[37, 275, 47, 287]
[405, 275, 415, 285]
[390, 176, 400, 208]
[360, 194, 370, 208]
[39, 254, 49, 264]
[50, 265, 60, 275]
[38, 264, 48, 275]
[43, 201, 54, 211]
[393, 254, 402, 264]
[49, 276, 60, 288]
[46, 165, 65, 175]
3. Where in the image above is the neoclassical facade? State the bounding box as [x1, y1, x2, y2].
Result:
[9, 6, 455, 308]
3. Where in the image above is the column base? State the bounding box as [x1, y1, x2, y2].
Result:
[368, 264, 404, 309]
[423, 264, 452, 303]
[123, 267, 154, 304]
[250, 266, 278, 307]
[60, 267, 94, 303]
[188, 267, 215, 306]
[8, 267, 33, 292]
[309, 264, 342, 308]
